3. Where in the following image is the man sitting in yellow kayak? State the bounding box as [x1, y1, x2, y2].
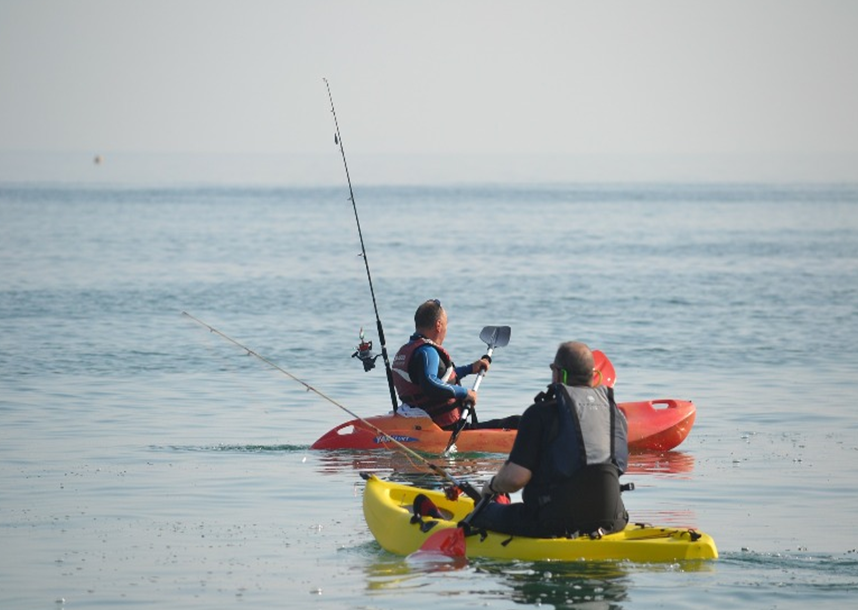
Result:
[391, 299, 519, 431]
[470, 341, 629, 538]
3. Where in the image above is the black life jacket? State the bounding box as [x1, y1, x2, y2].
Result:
[523, 383, 629, 510]
[391, 335, 462, 428]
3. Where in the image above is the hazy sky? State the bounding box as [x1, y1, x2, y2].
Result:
[2, 1, 857, 181]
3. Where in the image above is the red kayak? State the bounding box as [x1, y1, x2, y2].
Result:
[311, 398, 695, 453]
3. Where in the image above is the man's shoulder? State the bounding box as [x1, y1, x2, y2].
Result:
[526, 385, 561, 408]
[522, 394, 559, 422]
[413, 342, 436, 357]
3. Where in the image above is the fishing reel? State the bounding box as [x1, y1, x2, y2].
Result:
[352, 328, 381, 372]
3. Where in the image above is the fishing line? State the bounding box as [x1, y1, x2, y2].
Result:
[185, 317, 281, 418]
[323, 78, 399, 415]
[182, 311, 480, 499]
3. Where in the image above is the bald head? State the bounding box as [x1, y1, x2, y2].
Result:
[553, 341, 595, 386]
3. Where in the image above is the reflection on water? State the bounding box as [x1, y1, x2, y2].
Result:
[360, 546, 471, 594]
[627, 507, 701, 530]
[479, 560, 632, 610]
[360, 549, 635, 608]
[627, 450, 695, 477]
[362, 552, 716, 609]
[312, 448, 695, 483]
[487, 558, 715, 609]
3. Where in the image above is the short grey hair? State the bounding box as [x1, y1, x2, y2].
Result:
[554, 341, 594, 385]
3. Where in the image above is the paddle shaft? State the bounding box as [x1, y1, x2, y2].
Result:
[442, 326, 511, 455]
[441, 345, 495, 455]
[324, 79, 398, 415]
[469, 324, 511, 407]
[460, 494, 492, 528]
[470, 344, 495, 394]
[182, 311, 480, 500]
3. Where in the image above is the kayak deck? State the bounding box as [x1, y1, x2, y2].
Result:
[313, 398, 695, 453]
[362, 475, 718, 562]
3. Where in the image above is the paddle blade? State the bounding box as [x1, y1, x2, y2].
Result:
[593, 349, 616, 388]
[414, 527, 467, 558]
[479, 325, 511, 349]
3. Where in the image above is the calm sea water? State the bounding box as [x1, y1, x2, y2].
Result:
[2, 180, 858, 609]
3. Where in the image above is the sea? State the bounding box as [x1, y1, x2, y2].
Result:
[2, 166, 858, 609]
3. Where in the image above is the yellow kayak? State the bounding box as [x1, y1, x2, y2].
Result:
[362, 474, 718, 562]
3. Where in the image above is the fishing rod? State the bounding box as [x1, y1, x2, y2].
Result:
[323, 78, 399, 415]
[182, 311, 481, 500]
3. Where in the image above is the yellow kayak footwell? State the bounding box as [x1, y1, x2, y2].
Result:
[362, 474, 718, 562]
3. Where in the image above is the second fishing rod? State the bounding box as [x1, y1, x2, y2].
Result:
[182, 311, 481, 500]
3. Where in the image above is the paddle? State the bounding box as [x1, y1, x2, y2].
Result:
[592, 349, 616, 388]
[414, 489, 495, 558]
[413, 525, 467, 558]
[442, 325, 511, 455]
[471, 325, 511, 396]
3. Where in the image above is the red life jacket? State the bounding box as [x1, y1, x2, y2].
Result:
[392, 336, 462, 428]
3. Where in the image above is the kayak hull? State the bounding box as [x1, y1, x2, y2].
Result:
[312, 398, 696, 453]
[362, 475, 717, 562]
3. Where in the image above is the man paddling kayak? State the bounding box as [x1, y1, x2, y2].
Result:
[391, 299, 520, 431]
[470, 341, 629, 537]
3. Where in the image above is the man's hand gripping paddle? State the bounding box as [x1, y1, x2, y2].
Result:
[442, 325, 511, 456]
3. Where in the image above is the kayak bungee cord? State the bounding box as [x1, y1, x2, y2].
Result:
[323, 78, 399, 416]
[181, 311, 481, 500]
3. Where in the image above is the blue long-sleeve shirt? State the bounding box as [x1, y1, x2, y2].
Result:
[412, 342, 473, 403]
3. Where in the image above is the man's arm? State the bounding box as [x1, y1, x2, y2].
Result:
[413, 346, 469, 402]
[481, 403, 542, 496]
[485, 461, 532, 495]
